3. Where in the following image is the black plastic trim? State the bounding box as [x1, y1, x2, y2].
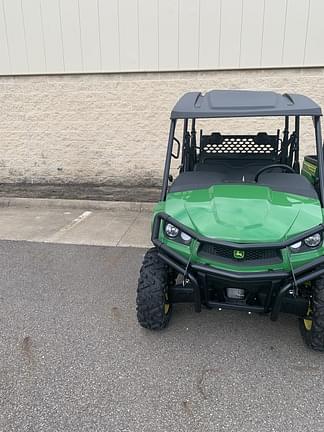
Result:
[154, 226, 324, 318]
[206, 301, 264, 313]
[198, 242, 282, 266]
[270, 267, 324, 321]
[156, 238, 324, 280]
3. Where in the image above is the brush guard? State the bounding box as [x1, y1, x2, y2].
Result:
[152, 213, 324, 320]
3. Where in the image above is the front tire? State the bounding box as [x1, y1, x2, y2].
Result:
[136, 248, 173, 330]
[300, 274, 324, 351]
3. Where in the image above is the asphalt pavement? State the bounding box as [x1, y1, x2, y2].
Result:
[1, 240, 324, 432]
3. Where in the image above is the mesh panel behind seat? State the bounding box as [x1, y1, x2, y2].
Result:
[199, 132, 279, 162]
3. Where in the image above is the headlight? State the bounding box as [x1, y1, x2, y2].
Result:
[180, 232, 192, 244]
[304, 233, 321, 248]
[164, 223, 192, 245]
[290, 233, 322, 252]
[165, 223, 179, 238]
[290, 241, 302, 251]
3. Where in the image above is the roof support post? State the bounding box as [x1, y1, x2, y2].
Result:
[182, 118, 188, 148]
[181, 119, 189, 173]
[282, 116, 289, 164]
[314, 116, 324, 207]
[161, 119, 177, 201]
[190, 119, 197, 170]
[294, 116, 300, 172]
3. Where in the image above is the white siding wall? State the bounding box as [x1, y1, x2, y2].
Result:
[0, 0, 323, 76]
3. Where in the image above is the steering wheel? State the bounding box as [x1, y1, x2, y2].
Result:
[254, 164, 295, 182]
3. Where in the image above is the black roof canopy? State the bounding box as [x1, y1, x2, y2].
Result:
[171, 90, 322, 119]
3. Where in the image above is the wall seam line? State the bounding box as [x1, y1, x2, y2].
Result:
[218, 0, 222, 68]
[1, 0, 12, 73]
[197, 0, 201, 69]
[117, 0, 121, 71]
[39, 0, 48, 73]
[20, 0, 30, 73]
[177, 0, 180, 70]
[97, 0, 102, 70]
[302, 0, 311, 66]
[58, 0, 66, 72]
[238, 0, 244, 68]
[281, 0, 289, 66]
[77, 0, 84, 72]
[259, 0, 266, 67]
[137, 0, 140, 70]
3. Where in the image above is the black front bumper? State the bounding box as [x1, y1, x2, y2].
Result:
[152, 213, 324, 320]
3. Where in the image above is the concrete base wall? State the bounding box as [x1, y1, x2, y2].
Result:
[0, 68, 324, 187]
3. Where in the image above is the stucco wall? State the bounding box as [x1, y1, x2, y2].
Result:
[0, 68, 324, 187]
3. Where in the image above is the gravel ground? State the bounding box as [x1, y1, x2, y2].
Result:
[0, 241, 324, 432]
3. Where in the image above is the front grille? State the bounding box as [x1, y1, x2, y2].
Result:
[198, 242, 282, 265]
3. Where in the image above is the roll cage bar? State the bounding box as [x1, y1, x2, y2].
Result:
[161, 115, 324, 207]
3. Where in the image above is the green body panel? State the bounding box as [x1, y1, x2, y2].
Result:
[153, 183, 324, 273]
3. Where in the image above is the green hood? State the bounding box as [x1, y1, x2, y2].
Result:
[163, 184, 323, 243]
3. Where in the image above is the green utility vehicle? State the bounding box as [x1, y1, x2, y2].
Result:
[136, 90, 324, 351]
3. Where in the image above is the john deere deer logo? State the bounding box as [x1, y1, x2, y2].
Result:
[233, 250, 245, 259]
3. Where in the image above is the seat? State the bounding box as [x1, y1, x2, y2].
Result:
[169, 171, 224, 193]
[194, 159, 273, 182]
[257, 173, 318, 199]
